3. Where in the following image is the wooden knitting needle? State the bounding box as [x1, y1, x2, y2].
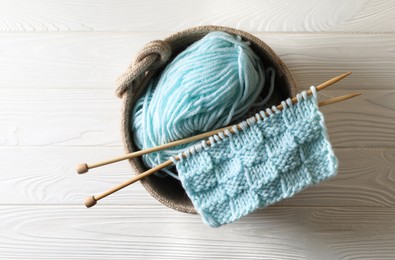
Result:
[84, 91, 361, 208]
[77, 71, 352, 174]
[318, 92, 361, 107]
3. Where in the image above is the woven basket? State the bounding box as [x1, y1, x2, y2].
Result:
[116, 25, 297, 214]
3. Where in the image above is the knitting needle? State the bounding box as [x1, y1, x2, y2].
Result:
[318, 92, 361, 107]
[77, 71, 352, 174]
[84, 91, 361, 208]
[84, 159, 173, 208]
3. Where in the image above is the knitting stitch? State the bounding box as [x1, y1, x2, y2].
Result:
[172, 86, 338, 227]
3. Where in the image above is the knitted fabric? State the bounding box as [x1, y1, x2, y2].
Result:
[172, 87, 338, 227]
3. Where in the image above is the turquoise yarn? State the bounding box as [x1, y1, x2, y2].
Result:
[132, 31, 273, 177]
[172, 87, 338, 227]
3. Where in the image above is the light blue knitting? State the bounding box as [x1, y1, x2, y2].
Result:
[172, 86, 338, 227]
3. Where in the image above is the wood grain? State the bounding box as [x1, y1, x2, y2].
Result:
[1, 0, 395, 33]
[0, 205, 394, 259]
[1, 33, 394, 90]
[319, 90, 395, 148]
[0, 88, 122, 147]
[0, 147, 394, 207]
[0, 89, 393, 148]
[1, 2, 395, 258]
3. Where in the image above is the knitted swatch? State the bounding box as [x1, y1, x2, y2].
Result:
[172, 87, 338, 227]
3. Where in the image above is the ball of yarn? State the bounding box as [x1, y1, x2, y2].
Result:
[131, 31, 271, 177]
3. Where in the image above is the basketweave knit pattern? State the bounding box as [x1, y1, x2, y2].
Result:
[172, 87, 338, 227]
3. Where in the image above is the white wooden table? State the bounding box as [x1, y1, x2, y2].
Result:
[1, 1, 394, 259]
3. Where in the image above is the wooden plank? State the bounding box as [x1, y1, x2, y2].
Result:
[0, 147, 394, 207]
[0, 205, 394, 259]
[0, 146, 149, 206]
[0, 32, 394, 90]
[0, 88, 122, 147]
[0, 33, 167, 89]
[0, 89, 393, 148]
[319, 90, 395, 148]
[265, 33, 395, 91]
[1, 0, 395, 33]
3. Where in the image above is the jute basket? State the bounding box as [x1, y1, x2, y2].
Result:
[115, 25, 297, 214]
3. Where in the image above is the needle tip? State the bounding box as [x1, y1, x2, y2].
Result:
[339, 71, 352, 79]
[342, 92, 361, 102]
